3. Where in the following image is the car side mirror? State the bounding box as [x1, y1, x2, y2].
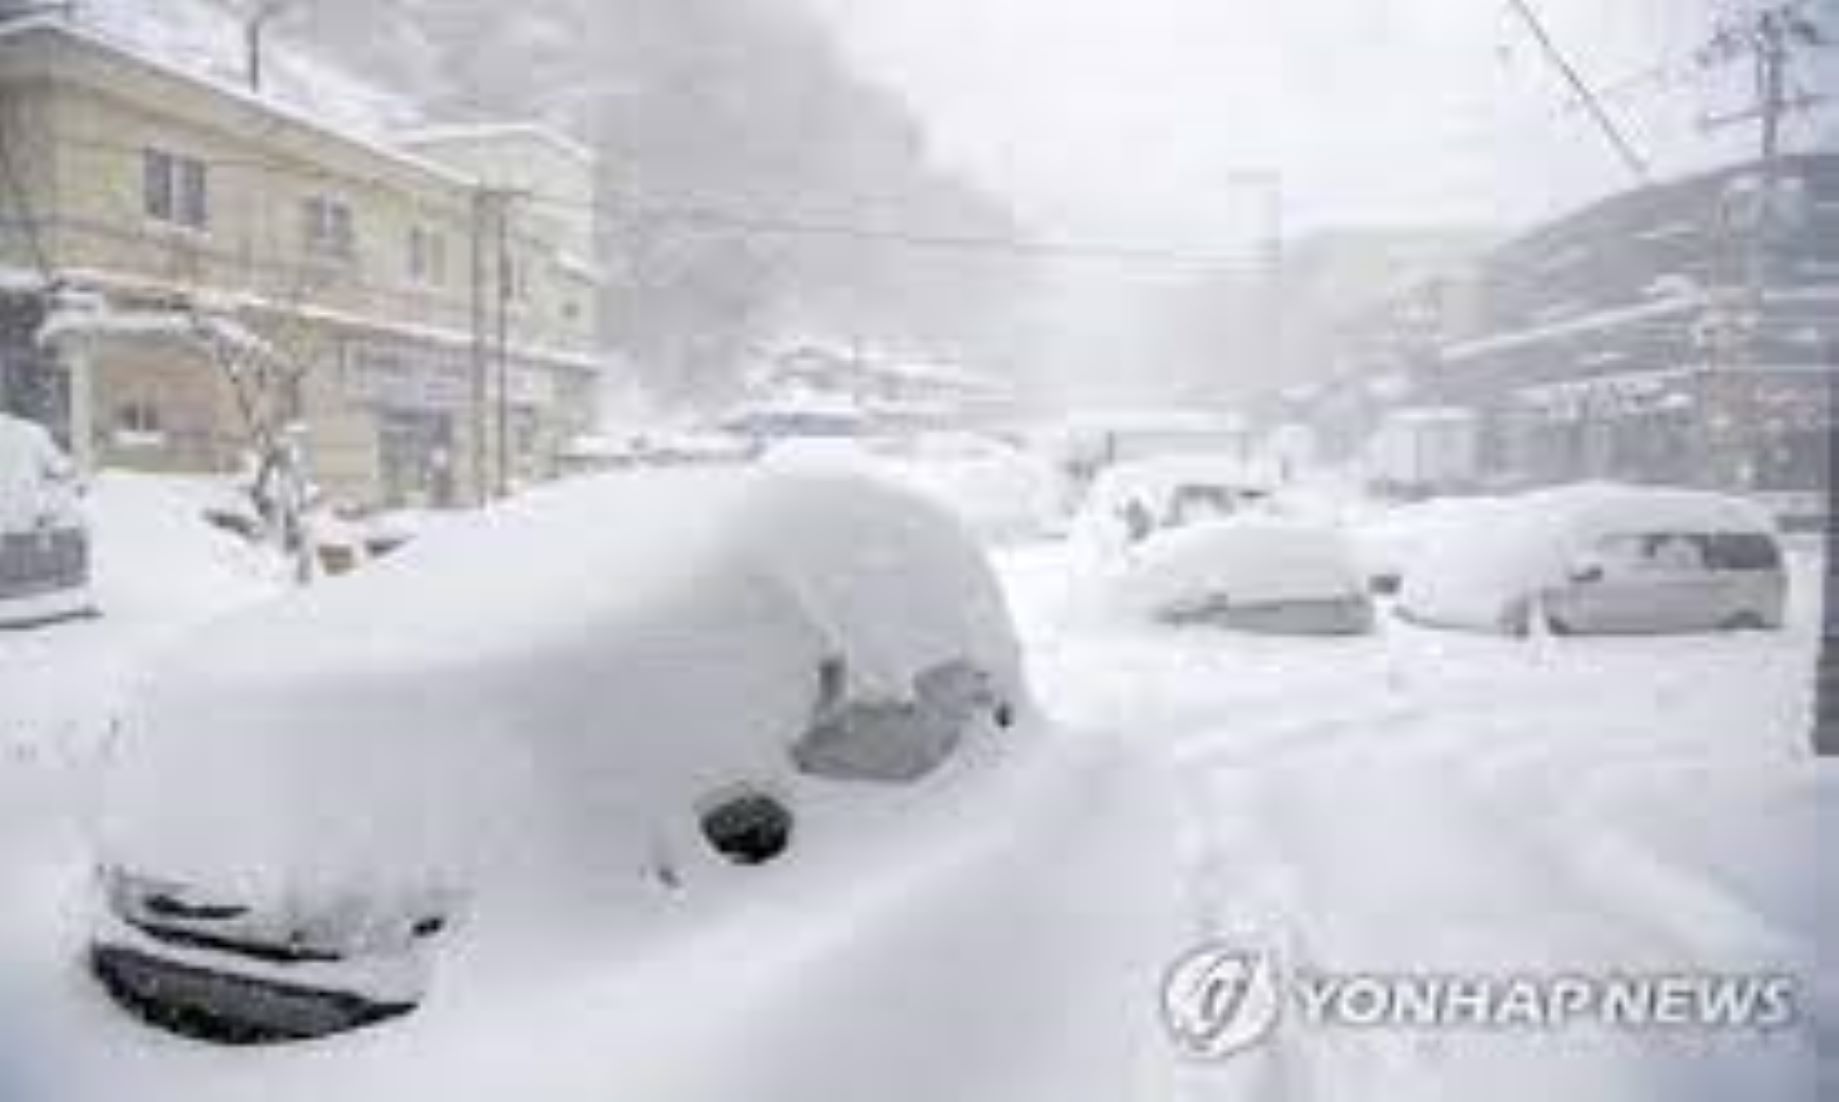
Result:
[698, 788, 793, 866]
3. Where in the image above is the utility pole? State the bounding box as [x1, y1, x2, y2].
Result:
[1695, 2, 1828, 489]
[468, 188, 491, 507]
[1696, 2, 1837, 756]
[466, 185, 525, 504]
[1697, 2, 1827, 163]
[495, 194, 513, 501]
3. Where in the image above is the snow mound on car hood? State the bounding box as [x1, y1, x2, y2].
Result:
[99, 466, 1027, 913]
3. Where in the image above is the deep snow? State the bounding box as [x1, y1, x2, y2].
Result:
[0, 470, 1830, 1101]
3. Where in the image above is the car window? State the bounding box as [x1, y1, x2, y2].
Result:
[791, 658, 1002, 783]
[1168, 485, 1235, 527]
[1705, 532, 1783, 572]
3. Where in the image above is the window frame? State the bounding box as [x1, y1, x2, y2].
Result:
[142, 148, 209, 231]
[303, 195, 357, 259]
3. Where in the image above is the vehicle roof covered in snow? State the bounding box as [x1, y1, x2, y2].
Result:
[103, 465, 1026, 903]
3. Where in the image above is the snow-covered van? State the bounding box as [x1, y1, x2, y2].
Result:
[0, 412, 92, 627]
[1397, 483, 1787, 636]
[91, 465, 1032, 1043]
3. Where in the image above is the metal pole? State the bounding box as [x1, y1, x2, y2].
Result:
[496, 197, 511, 499]
[468, 188, 488, 507]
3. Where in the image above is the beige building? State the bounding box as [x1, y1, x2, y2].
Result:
[0, 18, 606, 509]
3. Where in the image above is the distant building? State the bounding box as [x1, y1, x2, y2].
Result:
[736, 344, 1018, 438]
[0, 17, 607, 509]
[1432, 154, 1838, 495]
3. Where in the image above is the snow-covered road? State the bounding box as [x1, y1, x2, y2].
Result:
[1000, 539, 1831, 1101]
[0, 476, 1830, 1100]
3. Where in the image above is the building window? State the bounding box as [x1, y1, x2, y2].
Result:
[114, 401, 164, 446]
[303, 197, 356, 258]
[409, 226, 447, 286]
[143, 149, 208, 230]
[500, 253, 533, 302]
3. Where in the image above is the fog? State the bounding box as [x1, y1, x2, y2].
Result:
[266, 0, 1837, 411]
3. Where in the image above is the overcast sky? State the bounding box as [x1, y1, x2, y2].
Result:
[793, 0, 1835, 403]
[801, 0, 1828, 250]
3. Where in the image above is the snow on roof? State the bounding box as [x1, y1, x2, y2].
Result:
[0, 16, 495, 195]
[394, 122, 597, 167]
[1516, 482, 1777, 539]
[7, 3, 415, 138]
[1441, 295, 1704, 363]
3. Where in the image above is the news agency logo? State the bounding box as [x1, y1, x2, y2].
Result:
[1160, 942, 1285, 1060]
[1162, 942, 1801, 1061]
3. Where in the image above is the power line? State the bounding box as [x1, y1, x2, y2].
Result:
[1503, 0, 1653, 182]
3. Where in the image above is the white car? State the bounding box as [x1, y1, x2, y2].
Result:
[0, 412, 92, 627]
[1105, 516, 1376, 636]
[1075, 455, 1281, 559]
[91, 466, 1031, 1043]
[1396, 483, 1789, 636]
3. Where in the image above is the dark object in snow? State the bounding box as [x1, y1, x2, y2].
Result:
[700, 789, 794, 866]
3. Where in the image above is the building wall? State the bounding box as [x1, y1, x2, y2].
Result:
[0, 23, 605, 509]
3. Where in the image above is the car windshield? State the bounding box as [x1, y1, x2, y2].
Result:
[0, 2, 1830, 1097]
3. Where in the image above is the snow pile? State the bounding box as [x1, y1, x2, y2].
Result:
[1351, 493, 1504, 588]
[1106, 517, 1368, 620]
[0, 414, 80, 533]
[1397, 483, 1781, 631]
[86, 473, 288, 623]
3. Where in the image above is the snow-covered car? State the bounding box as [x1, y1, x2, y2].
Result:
[1396, 483, 1788, 636]
[1075, 455, 1281, 559]
[869, 432, 1062, 543]
[0, 412, 92, 627]
[89, 466, 1029, 1044]
[1105, 516, 1376, 635]
[1351, 494, 1501, 596]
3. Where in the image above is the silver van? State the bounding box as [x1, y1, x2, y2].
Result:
[1539, 527, 1786, 635]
